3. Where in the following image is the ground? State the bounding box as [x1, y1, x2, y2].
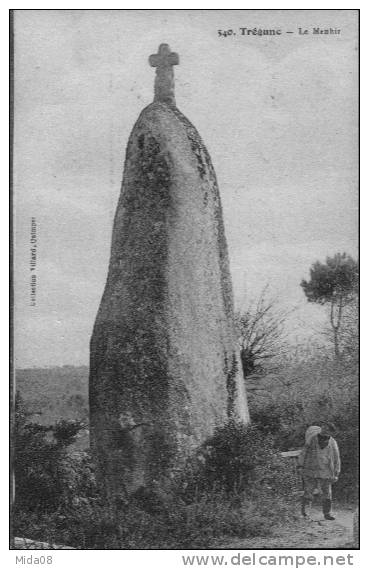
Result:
[222, 505, 356, 549]
[13, 505, 357, 550]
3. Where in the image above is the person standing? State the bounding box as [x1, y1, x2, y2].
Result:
[298, 422, 341, 520]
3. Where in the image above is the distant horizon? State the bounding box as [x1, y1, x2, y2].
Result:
[14, 333, 341, 371]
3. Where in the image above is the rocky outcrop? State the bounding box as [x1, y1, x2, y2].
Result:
[89, 47, 249, 501]
[12, 537, 74, 550]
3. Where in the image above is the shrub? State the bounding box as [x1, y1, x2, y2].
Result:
[173, 421, 297, 503]
[53, 419, 86, 447]
[330, 399, 359, 500]
[13, 392, 96, 513]
[13, 410, 298, 549]
[250, 400, 306, 451]
[13, 488, 292, 549]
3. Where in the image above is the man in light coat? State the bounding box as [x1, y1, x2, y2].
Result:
[298, 422, 341, 520]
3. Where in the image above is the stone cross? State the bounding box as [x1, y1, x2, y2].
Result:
[149, 43, 179, 106]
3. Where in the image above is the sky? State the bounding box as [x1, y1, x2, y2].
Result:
[13, 9, 358, 368]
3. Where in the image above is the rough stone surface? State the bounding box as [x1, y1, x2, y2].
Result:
[12, 537, 75, 550]
[89, 101, 249, 500]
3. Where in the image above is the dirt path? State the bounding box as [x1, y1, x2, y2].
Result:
[222, 506, 356, 549]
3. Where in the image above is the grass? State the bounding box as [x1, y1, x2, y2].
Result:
[13, 488, 298, 549]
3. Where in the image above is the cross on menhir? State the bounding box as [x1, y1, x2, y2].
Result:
[149, 44, 179, 106]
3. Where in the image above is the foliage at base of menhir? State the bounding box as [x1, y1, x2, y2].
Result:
[13, 392, 97, 513]
[13, 399, 298, 549]
[174, 421, 298, 502]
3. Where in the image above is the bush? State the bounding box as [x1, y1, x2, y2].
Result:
[13, 392, 96, 513]
[250, 401, 306, 451]
[173, 421, 300, 505]
[330, 399, 359, 500]
[13, 488, 294, 549]
[13, 411, 298, 548]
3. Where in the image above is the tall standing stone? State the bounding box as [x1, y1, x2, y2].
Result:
[89, 44, 249, 500]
